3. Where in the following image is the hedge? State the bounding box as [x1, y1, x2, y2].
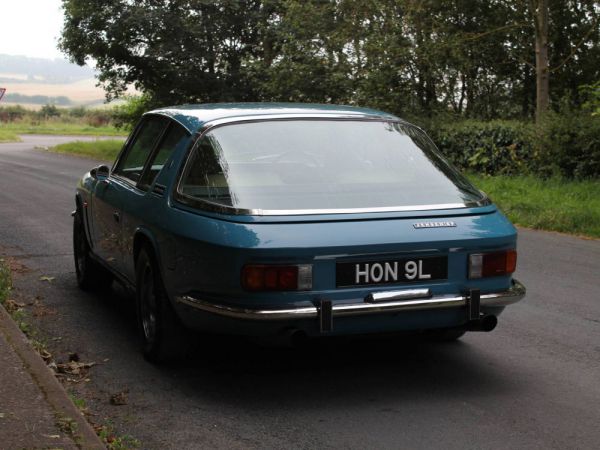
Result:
[424, 114, 600, 179]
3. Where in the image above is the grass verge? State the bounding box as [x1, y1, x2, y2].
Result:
[49, 140, 124, 161]
[0, 259, 50, 355]
[95, 422, 141, 450]
[469, 174, 600, 239]
[0, 129, 22, 143]
[0, 258, 11, 304]
[1, 259, 139, 448]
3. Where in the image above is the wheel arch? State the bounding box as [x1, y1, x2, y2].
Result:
[74, 192, 94, 248]
[133, 227, 162, 269]
[133, 227, 179, 312]
[75, 192, 83, 209]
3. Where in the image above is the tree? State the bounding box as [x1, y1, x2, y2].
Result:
[60, 0, 274, 104]
[581, 80, 600, 115]
[39, 104, 60, 118]
[529, 0, 550, 122]
[60, 0, 600, 121]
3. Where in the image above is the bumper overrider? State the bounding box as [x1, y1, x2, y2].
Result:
[175, 279, 526, 332]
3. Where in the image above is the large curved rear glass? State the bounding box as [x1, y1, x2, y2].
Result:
[177, 119, 485, 213]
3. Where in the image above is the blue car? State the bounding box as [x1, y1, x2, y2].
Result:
[73, 103, 525, 362]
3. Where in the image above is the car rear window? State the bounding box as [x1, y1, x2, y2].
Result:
[177, 119, 485, 213]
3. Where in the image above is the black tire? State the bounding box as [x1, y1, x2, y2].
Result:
[73, 209, 112, 291]
[135, 246, 188, 363]
[424, 327, 466, 342]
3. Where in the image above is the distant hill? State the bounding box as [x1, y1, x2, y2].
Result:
[0, 54, 114, 107]
[0, 54, 94, 84]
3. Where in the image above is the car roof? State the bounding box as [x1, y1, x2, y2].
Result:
[146, 102, 399, 134]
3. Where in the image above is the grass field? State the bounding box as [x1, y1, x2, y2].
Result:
[49, 139, 124, 160]
[469, 174, 600, 239]
[2, 121, 126, 137]
[1, 77, 106, 105]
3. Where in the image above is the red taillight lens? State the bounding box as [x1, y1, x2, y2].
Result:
[242, 264, 312, 291]
[243, 266, 266, 291]
[505, 249, 517, 274]
[469, 250, 517, 279]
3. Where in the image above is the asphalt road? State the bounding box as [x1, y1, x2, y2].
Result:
[1, 135, 599, 449]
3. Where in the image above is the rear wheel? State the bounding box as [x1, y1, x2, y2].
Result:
[135, 246, 188, 363]
[73, 209, 112, 291]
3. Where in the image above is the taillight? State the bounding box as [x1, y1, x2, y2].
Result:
[242, 264, 312, 291]
[469, 250, 517, 279]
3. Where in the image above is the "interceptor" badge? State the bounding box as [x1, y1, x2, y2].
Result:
[413, 221, 457, 229]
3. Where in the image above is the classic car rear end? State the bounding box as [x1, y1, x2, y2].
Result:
[170, 206, 523, 339]
[164, 116, 525, 339]
[73, 104, 525, 362]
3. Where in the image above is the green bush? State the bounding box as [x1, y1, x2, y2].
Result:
[67, 106, 87, 118]
[425, 116, 600, 179]
[0, 105, 28, 122]
[39, 104, 61, 119]
[580, 81, 600, 117]
[536, 112, 600, 179]
[83, 109, 113, 127]
[427, 120, 535, 176]
[111, 94, 156, 130]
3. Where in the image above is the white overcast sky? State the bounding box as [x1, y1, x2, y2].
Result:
[1, 0, 65, 59]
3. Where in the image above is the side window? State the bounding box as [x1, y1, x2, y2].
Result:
[178, 134, 232, 205]
[114, 116, 167, 183]
[139, 122, 190, 188]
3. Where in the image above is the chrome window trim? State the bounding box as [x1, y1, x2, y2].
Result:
[172, 114, 490, 216]
[109, 115, 192, 193]
[150, 111, 197, 134]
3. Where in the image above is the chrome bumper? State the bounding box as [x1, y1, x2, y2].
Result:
[175, 279, 526, 322]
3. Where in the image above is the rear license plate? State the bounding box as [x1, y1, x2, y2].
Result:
[336, 256, 447, 288]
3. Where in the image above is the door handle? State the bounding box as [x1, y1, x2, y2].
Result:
[113, 212, 120, 223]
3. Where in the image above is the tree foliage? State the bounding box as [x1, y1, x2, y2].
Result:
[60, 0, 600, 120]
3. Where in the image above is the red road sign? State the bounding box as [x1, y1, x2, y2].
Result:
[0, 88, 6, 101]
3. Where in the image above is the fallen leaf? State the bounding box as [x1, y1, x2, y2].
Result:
[4, 299, 25, 313]
[32, 300, 57, 317]
[110, 390, 129, 406]
[55, 360, 96, 382]
[38, 348, 53, 362]
[0, 413, 5, 419]
[39, 276, 55, 282]
[6, 258, 30, 274]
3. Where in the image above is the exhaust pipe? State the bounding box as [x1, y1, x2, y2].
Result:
[466, 314, 497, 332]
[286, 328, 308, 347]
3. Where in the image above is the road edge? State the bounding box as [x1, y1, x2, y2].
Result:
[0, 305, 105, 450]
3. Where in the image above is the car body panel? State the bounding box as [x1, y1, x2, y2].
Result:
[160, 205, 516, 301]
